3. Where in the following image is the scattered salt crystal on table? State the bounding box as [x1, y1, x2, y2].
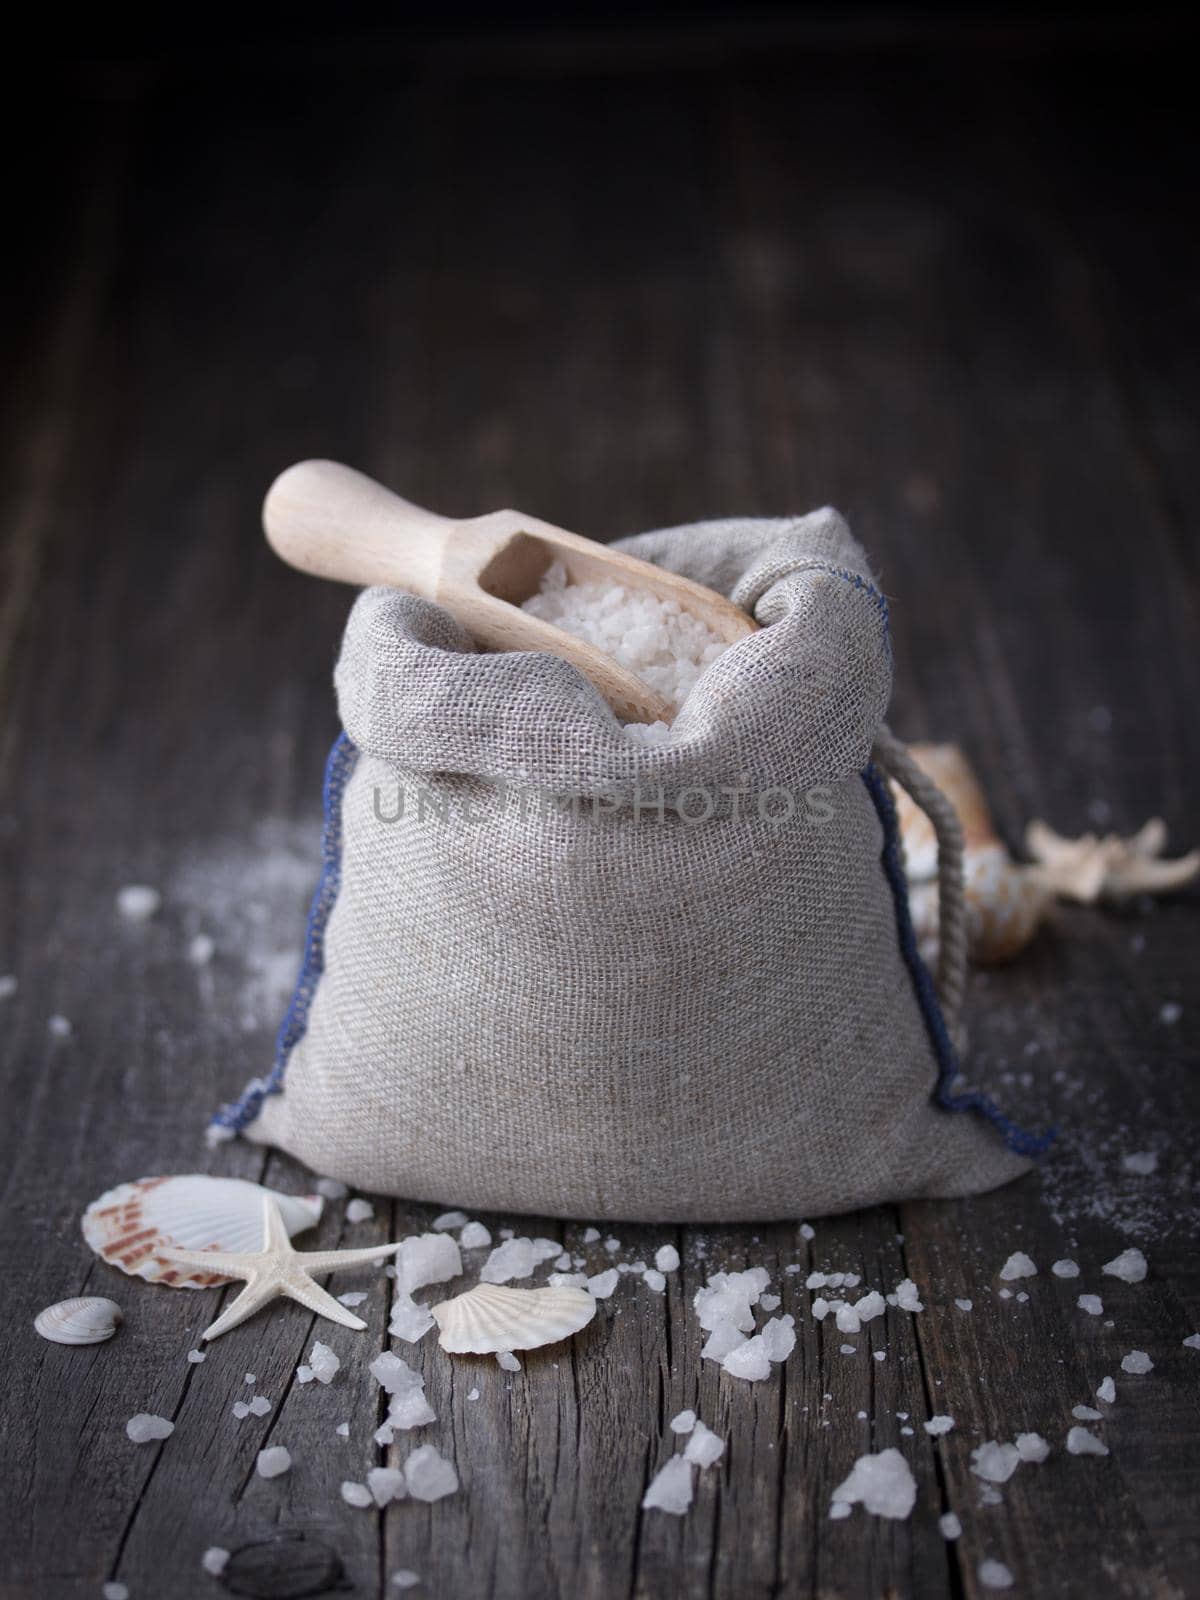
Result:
[643, 1269, 666, 1292]
[894, 1279, 924, 1312]
[433, 1210, 468, 1231]
[853, 1291, 886, 1323]
[924, 1416, 954, 1436]
[102, 1584, 129, 1600]
[1051, 1260, 1080, 1278]
[955, 1298, 973, 1311]
[1066, 1426, 1109, 1457]
[684, 1421, 725, 1468]
[341, 1481, 373, 1508]
[553, 1253, 572, 1271]
[807, 1272, 827, 1289]
[307, 1342, 340, 1384]
[1184, 1334, 1200, 1351]
[839, 1344, 857, 1355]
[1103, 1248, 1147, 1284]
[371, 1352, 422, 1395]
[368, 1466, 407, 1507]
[655, 1245, 680, 1274]
[642, 1456, 694, 1514]
[186, 1349, 206, 1363]
[701, 1322, 746, 1362]
[671, 1409, 697, 1434]
[784, 1264, 801, 1275]
[482, 1237, 536, 1283]
[939, 1512, 962, 1540]
[723, 1336, 771, 1381]
[549, 1271, 588, 1288]
[346, 1198, 374, 1223]
[233, 1401, 251, 1417]
[830, 1448, 916, 1520]
[337, 1291, 367, 1308]
[389, 1292, 436, 1343]
[248, 1396, 271, 1417]
[979, 1484, 1002, 1506]
[256, 1446, 291, 1479]
[835, 1304, 861, 1335]
[126, 1414, 173, 1444]
[188, 934, 215, 965]
[759, 1293, 781, 1311]
[496, 1351, 521, 1372]
[978, 1559, 1014, 1590]
[1121, 1350, 1153, 1374]
[405, 1445, 459, 1502]
[116, 885, 161, 921]
[604, 1237, 621, 1253]
[587, 1269, 619, 1300]
[466, 1388, 480, 1401]
[760, 1315, 796, 1362]
[971, 1441, 1020, 1483]
[296, 1368, 314, 1385]
[1122, 1151, 1158, 1175]
[459, 1221, 491, 1250]
[245, 1371, 257, 1382]
[0, 975, 16, 1000]
[1097, 1377, 1116, 1403]
[1015, 1432, 1050, 1463]
[1160, 1002, 1182, 1025]
[873, 1351, 887, 1362]
[582, 1227, 601, 1244]
[336, 1422, 350, 1437]
[316, 1177, 348, 1200]
[998, 1289, 1013, 1300]
[829, 1501, 852, 1520]
[999, 1251, 1037, 1281]
[201, 1548, 229, 1576]
[799, 1224, 815, 1240]
[532, 1238, 563, 1263]
[1072, 1405, 1102, 1421]
[48, 1015, 72, 1038]
[392, 1573, 420, 1591]
[811, 1298, 830, 1322]
[1078, 1294, 1103, 1316]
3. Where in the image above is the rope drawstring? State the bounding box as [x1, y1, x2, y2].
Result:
[871, 724, 967, 1032]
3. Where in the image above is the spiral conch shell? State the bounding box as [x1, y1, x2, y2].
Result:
[34, 1296, 123, 1345]
[431, 1282, 596, 1354]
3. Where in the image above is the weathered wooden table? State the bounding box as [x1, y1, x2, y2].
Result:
[3, 18, 1198, 1600]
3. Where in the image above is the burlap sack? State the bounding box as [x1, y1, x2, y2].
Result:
[216, 510, 1042, 1221]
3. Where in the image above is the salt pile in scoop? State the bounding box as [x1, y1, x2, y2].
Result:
[521, 562, 729, 720]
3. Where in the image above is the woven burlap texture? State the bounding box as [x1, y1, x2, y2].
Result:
[246, 510, 1029, 1220]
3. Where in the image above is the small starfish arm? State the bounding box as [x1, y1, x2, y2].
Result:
[200, 1270, 368, 1341]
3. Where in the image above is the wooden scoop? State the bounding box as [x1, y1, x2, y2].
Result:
[263, 459, 757, 724]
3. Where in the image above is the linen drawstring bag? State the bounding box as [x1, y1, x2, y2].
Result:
[215, 509, 1047, 1221]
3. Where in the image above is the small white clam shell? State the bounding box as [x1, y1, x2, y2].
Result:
[82, 1175, 324, 1288]
[35, 1296, 123, 1345]
[431, 1283, 596, 1354]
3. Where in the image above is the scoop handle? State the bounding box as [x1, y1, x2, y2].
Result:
[263, 459, 452, 601]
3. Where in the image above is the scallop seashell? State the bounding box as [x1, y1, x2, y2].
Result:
[35, 1296, 123, 1345]
[431, 1283, 596, 1354]
[82, 1175, 323, 1288]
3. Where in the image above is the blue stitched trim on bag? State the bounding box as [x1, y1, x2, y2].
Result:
[210, 730, 359, 1135]
[861, 761, 1054, 1157]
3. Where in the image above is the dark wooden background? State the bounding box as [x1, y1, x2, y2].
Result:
[2, 12, 1198, 1600]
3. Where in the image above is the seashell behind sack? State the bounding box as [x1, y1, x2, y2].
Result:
[216, 511, 1039, 1221]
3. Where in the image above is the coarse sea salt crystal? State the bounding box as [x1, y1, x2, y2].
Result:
[684, 1421, 725, 1468]
[1103, 1248, 1147, 1284]
[939, 1512, 962, 1540]
[1078, 1294, 1103, 1316]
[368, 1466, 407, 1507]
[188, 933, 215, 965]
[256, 1446, 291, 1479]
[0, 975, 17, 1000]
[548, 1271, 588, 1289]
[1183, 1334, 1200, 1351]
[389, 1293, 436, 1344]
[811, 1298, 830, 1322]
[955, 1298, 973, 1311]
[466, 1388, 480, 1401]
[405, 1445, 459, 1502]
[806, 1272, 827, 1289]
[309, 1341, 340, 1384]
[760, 1315, 796, 1363]
[999, 1252, 1037, 1281]
[642, 1455, 694, 1514]
[924, 1416, 954, 1436]
[460, 1220, 491, 1249]
[670, 1409, 697, 1434]
[1073, 1404, 1102, 1420]
[103, 1585, 129, 1600]
[643, 1269, 667, 1293]
[1121, 1350, 1153, 1374]
[496, 1351, 521, 1372]
[759, 1293, 781, 1311]
[1051, 1259, 1080, 1278]
[248, 1396, 271, 1417]
[605, 1237, 621, 1253]
[978, 1559, 1014, 1590]
[853, 1290, 886, 1323]
[799, 1223, 815, 1240]
[48, 1015, 72, 1038]
[316, 1177, 348, 1200]
[1097, 1377, 1116, 1403]
[971, 1441, 1020, 1483]
[1015, 1432, 1050, 1463]
[126, 1413, 173, 1444]
[116, 884, 161, 921]
[701, 1322, 746, 1363]
[397, 1233, 461, 1291]
[829, 1501, 852, 1520]
[830, 1448, 916, 1520]
[482, 1237, 537, 1283]
[835, 1303, 861, 1335]
[582, 1227, 601, 1244]
[1160, 1001, 1182, 1025]
[337, 1291, 367, 1308]
[840, 1343, 857, 1355]
[1122, 1151, 1158, 1175]
[723, 1336, 771, 1382]
[201, 1548, 229, 1576]
[346, 1198, 374, 1223]
[186, 1349, 206, 1364]
[336, 1422, 350, 1437]
[342, 1481, 372, 1508]
[998, 1289, 1013, 1300]
[873, 1350, 887, 1362]
[894, 1279, 924, 1312]
[553, 1253, 572, 1271]
[392, 1573, 420, 1591]
[371, 1352, 423, 1395]
[587, 1269, 619, 1300]
[655, 1244, 680, 1274]
[433, 1210, 468, 1231]
[296, 1368, 314, 1386]
[1066, 1427, 1109, 1456]
[233, 1401, 251, 1418]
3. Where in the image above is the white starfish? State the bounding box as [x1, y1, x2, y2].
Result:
[156, 1195, 399, 1341]
[1025, 818, 1200, 903]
